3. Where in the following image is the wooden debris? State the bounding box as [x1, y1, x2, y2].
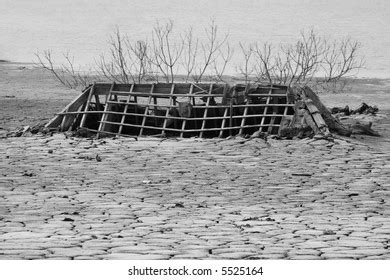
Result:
[351, 103, 378, 115]
[278, 101, 313, 139]
[342, 119, 381, 137]
[331, 105, 351, 115]
[301, 86, 352, 137]
[45, 85, 92, 130]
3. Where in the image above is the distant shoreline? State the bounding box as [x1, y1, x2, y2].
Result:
[1, 60, 390, 81]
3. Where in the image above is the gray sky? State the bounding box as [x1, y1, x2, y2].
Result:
[1, 0, 389, 77]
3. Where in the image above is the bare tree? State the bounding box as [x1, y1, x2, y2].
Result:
[192, 19, 228, 82]
[284, 29, 326, 86]
[36, 24, 364, 92]
[126, 40, 152, 83]
[212, 43, 234, 82]
[35, 50, 92, 89]
[322, 37, 364, 83]
[251, 28, 364, 90]
[237, 42, 255, 84]
[149, 20, 184, 83]
[254, 42, 274, 84]
[95, 27, 133, 83]
[181, 27, 199, 82]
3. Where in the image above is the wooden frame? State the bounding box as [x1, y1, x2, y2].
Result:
[47, 82, 295, 138]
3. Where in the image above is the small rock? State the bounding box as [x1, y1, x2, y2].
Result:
[174, 203, 184, 208]
[323, 229, 336, 235]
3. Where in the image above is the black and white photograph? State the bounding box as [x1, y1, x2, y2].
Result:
[0, 0, 389, 277]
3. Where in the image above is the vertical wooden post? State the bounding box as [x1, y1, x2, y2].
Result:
[118, 83, 134, 136]
[97, 82, 115, 138]
[267, 96, 279, 134]
[180, 84, 193, 138]
[80, 83, 96, 128]
[199, 84, 213, 138]
[153, 95, 158, 127]
[219, 84, 229, 138]
[239, 84, 251, 135]
[161, 84, 175, 135]
[139, 84, 155, 136]
[258, 86, 272, 132]
[219, 107, 229, 138]
[229, 88, 235, 136]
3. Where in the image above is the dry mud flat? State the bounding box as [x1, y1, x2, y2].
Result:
[0, 134, 389, 260]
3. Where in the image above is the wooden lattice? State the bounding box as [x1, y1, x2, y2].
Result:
[46, 83, 295, 138]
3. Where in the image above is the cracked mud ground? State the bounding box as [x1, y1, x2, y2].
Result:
[1, 123, 389, 259]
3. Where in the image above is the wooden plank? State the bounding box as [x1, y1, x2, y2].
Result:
[258, 87, 272, 132]
[100, 120, 282, 133]
[302, 86, 351, 136]
[79, 83, 96, 128]
[180, 84, 193, 137]
[304, 98, 330, 135]
[219, 107, 229, 138]
[45, 85, 92, 129]
[97, 82, 115, 137]
[103, 101, 293, 108]
[139, 84, 155, 136]
[219, 84, 230, 138]
[199, 84, 213, 138]
[110, 90, 287, 98]
[267, 96, 279, 134]
[161, 84, 175, 135]
[56, 111, 287, 120]
[239, 84, 251, 135]
[117, 83, 134, 135]
[60, 99, 86, 131]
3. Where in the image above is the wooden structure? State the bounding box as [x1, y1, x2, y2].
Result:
[45, 82, 302, 138]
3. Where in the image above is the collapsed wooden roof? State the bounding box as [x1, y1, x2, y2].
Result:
[45, 82, 351, 138]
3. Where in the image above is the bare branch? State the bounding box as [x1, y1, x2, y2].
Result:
[212, 43, 234, 82]
[193, 19, 228, 82]
[237, 42, 255, 84]
[148, 20, 184, 83]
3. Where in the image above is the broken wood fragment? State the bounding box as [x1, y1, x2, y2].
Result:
[302, 86, 352, 137]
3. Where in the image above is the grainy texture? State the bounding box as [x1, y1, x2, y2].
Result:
[1, 64, 390, 260]
[1, 130, 389, 259]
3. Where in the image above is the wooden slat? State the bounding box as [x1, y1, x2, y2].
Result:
[45, 85, 92, 129]
[199, 84, 213, 138]
[258, 86, 273, 132]
[117, 83, 134, 135]
[110, 90, 287, 98]
[180, 84, 193, 137]
[139, 84, 155, 136]
[100, 120, 282, 133]
[56, 110, 287, 120]
[267, 96, 279, 134]
[97, 82, 115, 137]
[103, 101, 293, 108]
[219, 84, 230, 138]
[161, 84, 175, 135]
[79, 83, 96, 128]
[239, 84, 251, 135]
[219, 107, 229, 137]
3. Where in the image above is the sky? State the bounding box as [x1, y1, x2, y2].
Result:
[1, 0, 390, 77]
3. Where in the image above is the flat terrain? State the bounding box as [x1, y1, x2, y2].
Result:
[0, 62, 389, 259]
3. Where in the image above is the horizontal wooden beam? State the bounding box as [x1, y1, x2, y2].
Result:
[99, 120, 281, 133]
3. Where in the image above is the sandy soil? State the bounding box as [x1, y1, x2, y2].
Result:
[1, 62, 389, 260]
